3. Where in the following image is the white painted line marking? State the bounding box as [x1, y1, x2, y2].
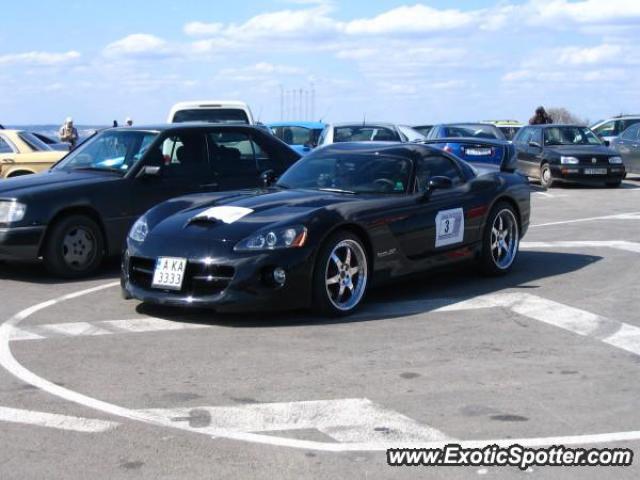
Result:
[9, 328, 44, 341]
[142, 398, 451, 444]
[0, 406, 118, 433]
[3, 283, 640, 451]
[100, 318, 209, 333]
[40, 321, 112, 337]
[9, 317, 210, 342]
[435, 292, 640, 357]
[530, 211, 640, 228]
[521, 240, 640, 254]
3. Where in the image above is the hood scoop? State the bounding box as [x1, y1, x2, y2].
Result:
[186, 206, 254, 227]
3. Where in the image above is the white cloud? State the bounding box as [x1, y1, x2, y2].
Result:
[184, 21, 224, 37]
[103, 34, 171, 58]
[528, 0, 640, 25]
[0, 50, 80, 66]
[557, 44, 622, 65]
[343, 4, 473, 35]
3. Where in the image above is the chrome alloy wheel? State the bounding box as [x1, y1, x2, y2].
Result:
[62, 226, 97, 270]
[324, 239, 368, 311]
[490, 209, 519, 270]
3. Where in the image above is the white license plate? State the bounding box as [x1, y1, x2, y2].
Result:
[152, 257, 187, 290]
[465, 148, 492, 156]
[584, 168, 607, 175]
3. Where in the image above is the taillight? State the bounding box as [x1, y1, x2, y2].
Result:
[444, 145, 453, 153]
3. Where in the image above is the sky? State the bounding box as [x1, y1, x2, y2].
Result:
[1, 0, 639, 125]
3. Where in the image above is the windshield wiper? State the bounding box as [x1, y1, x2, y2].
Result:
[72, 166, 125, 174]
[318, 187, 356, 194]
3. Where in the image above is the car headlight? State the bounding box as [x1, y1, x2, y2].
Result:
[0, 200, 27, 224]
[560, 156, 579, 164]
[609, 156, 623, 164]
[234, 225, 307, 252]
[129, 217, 149, 242]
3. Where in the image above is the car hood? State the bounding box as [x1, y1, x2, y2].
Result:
[545, 144, 615, 157]
[0, 169, 121, 199]
[147, 188, 367, 243]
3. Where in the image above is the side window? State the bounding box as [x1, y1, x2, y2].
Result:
[208, 131, 258, 178]
[593, 121, 617, 137]
[621, 119, 640, 132]
[621, 125, 640, 140]
[515, 127, 532, 146]
[160, 133, 208, 178]
[415, 155, 463, 192]
[0, 136, 14, 154]
[531, 128, 543, 145]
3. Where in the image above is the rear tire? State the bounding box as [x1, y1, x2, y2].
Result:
[312, 231, 369, 317]
[477, 202, 520, 276]
[539, 163, 555, 189]
[43, 215, 105, 278]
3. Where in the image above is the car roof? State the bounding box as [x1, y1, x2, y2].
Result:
[267, 121, 326, 129]
[318, 141, 440, 156]
[331, 122, 398, 128]
[106, 123, 269, 133]
[169, 100, 249, 109]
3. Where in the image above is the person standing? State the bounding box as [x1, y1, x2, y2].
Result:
[529, 106, 553, 125]
[59, 117, 79, 148]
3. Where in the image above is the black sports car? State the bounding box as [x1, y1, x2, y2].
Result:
[0, 124, 299, 277]
[513, 124, 625, 188]
[122, 142, 530, 316]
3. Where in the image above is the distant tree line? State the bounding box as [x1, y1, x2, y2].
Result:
[546, 107, 589, 126]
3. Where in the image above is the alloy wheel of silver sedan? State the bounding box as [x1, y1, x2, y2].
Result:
[324, 239, 368, 312]
[490, 209, 519, 270]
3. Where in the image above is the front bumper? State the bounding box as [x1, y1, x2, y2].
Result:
[121, 245, 316, 312]
[550, 165, 625, 184]
[0, 226, 45, 261]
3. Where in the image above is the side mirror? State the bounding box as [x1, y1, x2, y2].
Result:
[260, 169, 277, 187]
[603, 140, 610, 147]
[528, 141, 542, 149]
[136, 165, 161, 178]
[421, 176, 452, 199]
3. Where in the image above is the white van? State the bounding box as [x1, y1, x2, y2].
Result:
[167, 101, 254, 125]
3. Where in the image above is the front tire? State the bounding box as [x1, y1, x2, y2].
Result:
[539, 163, 555, 189]
[312, 231, 369, 317]
[478, 202, 520, 276]
[43, 215, 105, 278]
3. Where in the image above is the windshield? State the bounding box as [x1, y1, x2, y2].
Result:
[273, 126, 323, 146]
[334, 126, 400, 142]
[18, 132, 52, 151]
[544, 127, 602, 146]
[172, 108, 249, 124]
[277, 151, 411, 194]
[54, 130, 159, 173]
[443, 124, 505, 140]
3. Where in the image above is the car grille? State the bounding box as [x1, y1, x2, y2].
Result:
[129, 256, 235, 296]
[577, 155, 610, 165]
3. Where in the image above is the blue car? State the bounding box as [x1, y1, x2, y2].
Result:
[268, 121, 326, 156]
[424, 123, 516, 170]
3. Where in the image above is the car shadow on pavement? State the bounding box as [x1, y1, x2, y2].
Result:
[135, 250, 602, 328]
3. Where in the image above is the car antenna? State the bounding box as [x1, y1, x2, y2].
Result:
[362, 113, 366, 126]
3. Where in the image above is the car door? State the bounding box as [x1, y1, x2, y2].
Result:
[130, 130, 216, 217]
[514, 127, 537, 175]
[391, 154, 475, 263]
[0, 135, 17, 175]
[616, 124, 640, 173]
[208, 130, 262, 190]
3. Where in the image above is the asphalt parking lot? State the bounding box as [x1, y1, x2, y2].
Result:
[0, 178, 639, 479]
